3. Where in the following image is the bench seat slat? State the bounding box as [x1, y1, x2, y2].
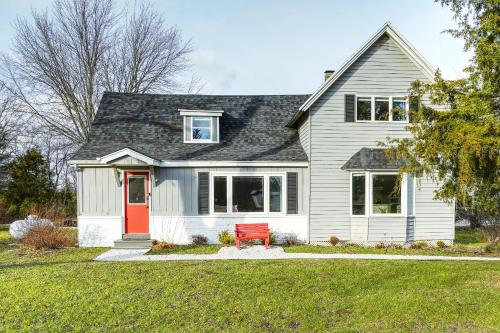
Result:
[234, 223, 270, 250]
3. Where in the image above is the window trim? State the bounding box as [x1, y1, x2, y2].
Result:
[209, 172, 287, 216]
[355, 95, 409, 123]
[350, 171, 407, 217]
[127, 175, 147, 205]
[350, 172, 369, 217]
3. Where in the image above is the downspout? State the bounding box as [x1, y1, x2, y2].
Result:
[308, 108, 312, 244]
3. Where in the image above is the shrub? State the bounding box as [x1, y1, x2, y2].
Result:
[329, 235, 340, 246]
[410, 241, 429, 249]
[192, 234, 208, 245]
[343, 242, 361, 248]
[269, 231, 277, 245]
[375, 243, 385, 249]
[218, 230, 235, 246]
[283, 234, 298, 247]
[19, 225, 76, 250]
[436, 240, 446, 248]
[151, 240, 176, 250]
[483, 242, 499, 254]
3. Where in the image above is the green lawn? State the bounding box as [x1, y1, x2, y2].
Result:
[0, 230, 499, 332]
[150, 244, 222, 255]
[284, 227, 499, 257]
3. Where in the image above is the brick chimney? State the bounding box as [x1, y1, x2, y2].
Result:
[324, 70, 335, 81]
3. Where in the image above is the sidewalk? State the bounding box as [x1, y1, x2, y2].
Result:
[95, 245, 500, 262]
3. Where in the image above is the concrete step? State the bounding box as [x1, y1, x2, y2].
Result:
[114, 239, 153, 249]
[122, 233, 151, 240]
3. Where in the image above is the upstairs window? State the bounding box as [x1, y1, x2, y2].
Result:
[192, 117, 212, 141]
[356, 96, 409, 122]
[180, 109, 223, 143]
[356, 97, 372, 121]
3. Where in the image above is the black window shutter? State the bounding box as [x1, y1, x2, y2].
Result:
[198, 172, 209, 215]
[287, 172, 298, 214]
[345, 94, 355, 122]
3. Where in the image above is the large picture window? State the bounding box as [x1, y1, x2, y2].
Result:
[232, 176, 264, 212]
[211, 173, 285, 214]
[372, 174, 401, 214]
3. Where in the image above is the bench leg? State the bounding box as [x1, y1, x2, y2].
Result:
[265, 238, 270, 249]
[236, 239, 240, 250]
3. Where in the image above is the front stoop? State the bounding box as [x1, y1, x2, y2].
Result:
[113, 234, 152, 249]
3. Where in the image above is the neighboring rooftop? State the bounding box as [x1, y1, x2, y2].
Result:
[72, 92, 310, 162]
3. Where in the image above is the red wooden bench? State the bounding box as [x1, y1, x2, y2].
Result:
[235, 223, 270, 250]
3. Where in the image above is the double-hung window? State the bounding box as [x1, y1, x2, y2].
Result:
[351, 172, 408, 216]
[356, 96, 409, 122]
[211, 173, 285, 214]
[192, 117, 213, 141]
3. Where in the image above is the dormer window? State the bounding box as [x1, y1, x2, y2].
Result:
[192, 117, 212, 141]
[179, 109, 223, 143]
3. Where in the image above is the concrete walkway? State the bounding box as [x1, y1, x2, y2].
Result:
[94, 245, 500, 262]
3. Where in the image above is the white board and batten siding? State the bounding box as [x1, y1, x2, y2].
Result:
[77, 166, 309, 246]
[304, 33, 454, 243]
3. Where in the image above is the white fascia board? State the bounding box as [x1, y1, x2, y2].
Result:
[98, 148, 160, 166]
[297, 22, 436, 114]
[159, 160, 309, 167]
[69, 159, 308, 168]
[179, 109, 224, 117]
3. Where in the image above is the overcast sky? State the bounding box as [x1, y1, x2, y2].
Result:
[0, 0, 470, 95]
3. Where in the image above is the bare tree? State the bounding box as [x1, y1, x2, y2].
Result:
[1, 0, 192, 146]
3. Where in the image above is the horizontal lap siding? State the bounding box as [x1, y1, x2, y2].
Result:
[309, 34, 430, 242]
[151, 167, 309, 216]
[414, 177, 455, 240]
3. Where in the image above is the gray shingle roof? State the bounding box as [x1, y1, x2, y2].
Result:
[341, 148, 404, 170]
[72, 92, 310, 162]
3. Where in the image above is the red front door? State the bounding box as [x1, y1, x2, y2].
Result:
[124, 171, 149, 234]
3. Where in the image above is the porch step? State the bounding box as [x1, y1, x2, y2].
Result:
[113, 239, 153, 249]
[122, 233, 151, 240]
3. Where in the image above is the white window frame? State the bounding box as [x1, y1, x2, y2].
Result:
[390, 97, 408, 122]
[349, 172, 369, 217]
[350, 171, 407, 217]
[209, 172, 287, 216]
[355, 95, 409, 123]
[127, 175, 147, 205]
[190, 116, 213, 142]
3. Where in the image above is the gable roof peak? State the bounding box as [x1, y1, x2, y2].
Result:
[287, 22, 436, 126]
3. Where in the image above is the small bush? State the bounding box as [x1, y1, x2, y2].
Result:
[436, 240, 446, 248]
[343, 242, 361, 248]
[151, 240, 177, 250]
[218, 230, 235, 246]
[375, 243, 385, 249]
[410, 241, 429, 249]
[192, 234, 208, 245]
[483, 242, 499, 254]
[19, 225, 76, 250]
[269, 231, 277, 245]
[283, 235, 298, 247]
[329, 235, 340, 246]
